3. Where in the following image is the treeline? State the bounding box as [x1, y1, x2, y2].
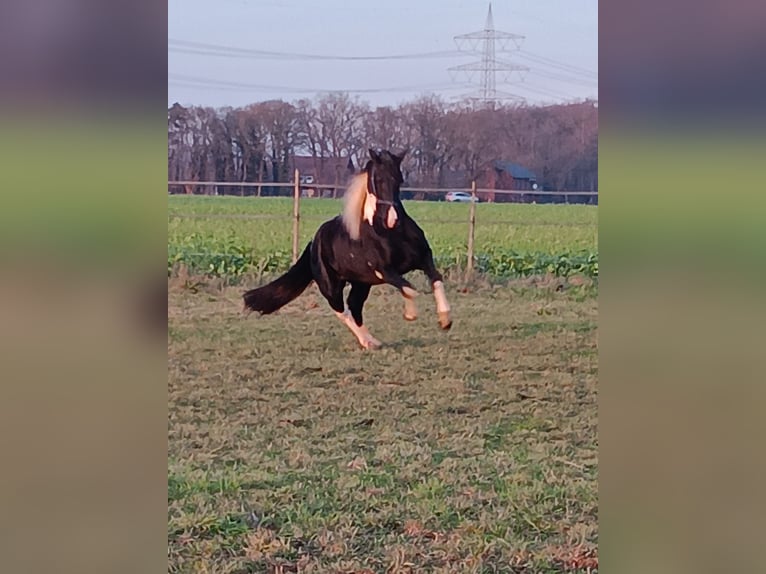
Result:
[168, 93, 597, 193]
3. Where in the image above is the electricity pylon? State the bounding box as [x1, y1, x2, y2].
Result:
[449, 3, 529, 105]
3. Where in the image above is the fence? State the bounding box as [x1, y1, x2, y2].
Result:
[168, 171, 598, 276]
[168, 179, 598, 204]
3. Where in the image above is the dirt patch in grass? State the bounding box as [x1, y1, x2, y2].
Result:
[168, 280, 597, 573]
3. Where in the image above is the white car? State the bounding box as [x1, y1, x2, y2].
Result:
[445, 191, 479, 203]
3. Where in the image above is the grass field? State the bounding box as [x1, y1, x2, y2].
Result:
[168, 197, 598, 278]
[168, 277, 598, 573]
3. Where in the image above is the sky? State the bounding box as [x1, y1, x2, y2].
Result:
[168, 0, 597, 109]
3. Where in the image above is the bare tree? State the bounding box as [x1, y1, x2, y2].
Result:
[363, 105, 412, 154]
[237, 104, 269, 189]
[167, 103, 192, 189]
[167, 96, 599, 197]
[402, 95, 452, 190]
[255, 100, 300, 185]
[314, 93, 368, 184]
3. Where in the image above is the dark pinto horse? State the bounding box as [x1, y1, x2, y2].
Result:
[242, 148, 452, 349]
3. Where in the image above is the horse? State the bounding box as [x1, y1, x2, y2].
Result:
[242, 148, 452, 350]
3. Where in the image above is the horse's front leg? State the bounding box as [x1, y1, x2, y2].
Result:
[375, 271, 426, 321]
[421, 255, 452, 330]
[375, 268, 417, 298]
[402, 291, 418, 322]
[371, 267, 419, 321]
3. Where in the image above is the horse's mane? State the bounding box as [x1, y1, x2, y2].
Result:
[341, 172, 369, 240]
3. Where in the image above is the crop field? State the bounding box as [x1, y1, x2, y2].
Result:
[168, 196, 598, 572]
[168, 197, 598, 280]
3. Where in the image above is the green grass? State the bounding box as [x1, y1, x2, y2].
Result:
[168, 279, 598, 572]
[168, 196, 597, 252]
[168, 196, 598, 280]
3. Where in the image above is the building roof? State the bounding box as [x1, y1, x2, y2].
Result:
[493, 160, 537, 181]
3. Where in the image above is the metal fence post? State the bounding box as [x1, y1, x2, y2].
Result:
[466, 180, 477, 277]
[292, 169, 301, 264]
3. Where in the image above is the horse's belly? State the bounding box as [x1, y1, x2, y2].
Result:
[335, 252, 387, 284]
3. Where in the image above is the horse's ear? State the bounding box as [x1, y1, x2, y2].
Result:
[368, 148, 381, 162]
[394, 148, 409, 164]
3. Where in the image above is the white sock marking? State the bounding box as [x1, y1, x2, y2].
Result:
[433, 280, 452, 329]
[335, 309, 381, 349]
[403, 296, 418, 320]
[402, 286, 418, 299]
[433, 280, 450, 314]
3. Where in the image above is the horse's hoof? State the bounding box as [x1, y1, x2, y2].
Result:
[403, 313, 417, 321]
[363, 337, 383, 350]
[438, 312, 452, 330]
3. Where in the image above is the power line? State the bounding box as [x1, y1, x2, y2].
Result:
[517, 50, 597, 79]
[169, 73, 469, 95]
[170, 74, 583, 105]
[168, 39, 597, 83]
[528, 69, 597, 88]
[513, 82, 577, 101]
[169, 38, 465, 61]
[168, 7, 595, 106]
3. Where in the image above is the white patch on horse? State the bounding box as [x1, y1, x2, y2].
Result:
[432, 280, 452, 330]
[386, 206, 398, 228]
[374, 270, 383, 280]
[341, 173, 369, 240]
[335, 309, 382, 350]
[403, 296, 418, 321]
[402, 286, 418, 299]
[363, 192, 377, 226]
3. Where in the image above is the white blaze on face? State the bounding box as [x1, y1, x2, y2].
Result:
[363, 193, 376, 226]
[386, 206, 398, 229]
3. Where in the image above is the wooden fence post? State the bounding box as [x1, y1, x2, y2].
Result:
[292, 169, 301, 264]
[466, 180, 477, 278]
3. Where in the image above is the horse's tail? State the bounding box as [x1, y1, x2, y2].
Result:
[243, 243, 313, 315]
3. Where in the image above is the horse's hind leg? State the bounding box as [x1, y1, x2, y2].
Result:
[422, 255, 452, 330]
[321, 276, 380, 350]
[345, 282, 382, 350]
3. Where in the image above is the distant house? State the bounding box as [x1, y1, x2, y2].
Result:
[491, 161, 538, 189]
[476, 160, 538, 202]
[425, 160, 539, 202]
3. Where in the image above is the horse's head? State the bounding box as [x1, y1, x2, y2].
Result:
[341, 147, 408, 240]
[362, 148, 407, 232]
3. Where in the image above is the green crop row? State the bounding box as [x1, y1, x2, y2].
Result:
[168, 197, 598, 280]
[433, 248, 598, 278]
[168, 233, 290, 278]
[168, 233, 597, 280]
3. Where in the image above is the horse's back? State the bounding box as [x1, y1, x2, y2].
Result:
[312, 211, 432, 279]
